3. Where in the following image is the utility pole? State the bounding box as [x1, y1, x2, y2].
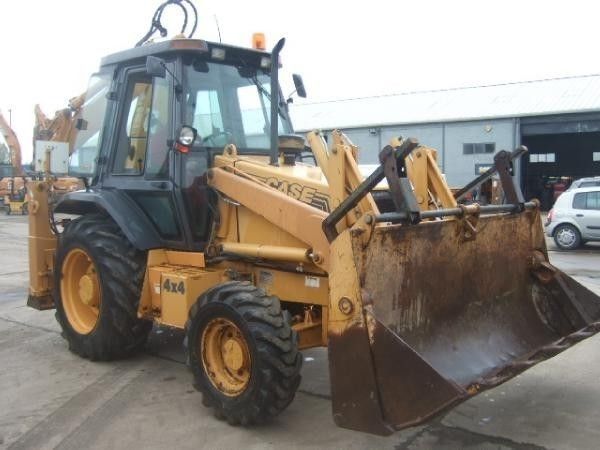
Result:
[8, 109, 12, 128]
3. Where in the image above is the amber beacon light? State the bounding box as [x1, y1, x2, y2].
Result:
[252, 32, 266, 50]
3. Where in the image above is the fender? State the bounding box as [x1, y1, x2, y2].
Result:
[54, 189, 162, 250]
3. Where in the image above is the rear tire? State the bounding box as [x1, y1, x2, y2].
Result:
[54, 214, 151, 360]
[185, 281, 302, 425]
[553, 224, 581, 250]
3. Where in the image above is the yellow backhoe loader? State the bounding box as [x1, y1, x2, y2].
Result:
[25, 0, 600, 435]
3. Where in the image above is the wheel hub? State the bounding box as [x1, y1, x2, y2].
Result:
[201, 318, 251, 396]
[557, 229, 576, 246]
[78, 273, 99, 306]
[61, 248, 101, 334]
[222, 338, 245, 371]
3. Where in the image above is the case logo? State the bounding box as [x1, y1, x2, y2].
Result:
[262, 177, 331, 212]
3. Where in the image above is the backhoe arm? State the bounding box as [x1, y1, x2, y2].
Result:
[0, 111, 23, 176]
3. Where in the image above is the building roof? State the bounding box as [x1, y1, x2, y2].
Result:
[291, 74, 600, 131]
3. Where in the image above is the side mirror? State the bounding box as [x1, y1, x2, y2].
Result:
[292, 74, 307, 98]
[146, 56, 167, 78]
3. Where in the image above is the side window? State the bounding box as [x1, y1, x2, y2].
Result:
[113, 74, 153, 174]
[573, 193, 586, 209]
[69, 72, 112, 176]
[586, 192, 600, 210]
[573, 192, 600, 210]
[145, 77, 170, 178]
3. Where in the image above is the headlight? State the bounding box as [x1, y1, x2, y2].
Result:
[211, 47, 226, 60]
[178, 126, 197, 146]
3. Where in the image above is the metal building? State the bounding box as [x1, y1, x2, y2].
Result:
[291, 74, 600, 208]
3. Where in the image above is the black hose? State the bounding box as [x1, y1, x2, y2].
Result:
[135, 0, 198, 48]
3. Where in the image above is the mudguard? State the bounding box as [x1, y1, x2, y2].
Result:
[54, 189, 162, 250]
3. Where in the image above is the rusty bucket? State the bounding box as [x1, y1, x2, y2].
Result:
[328, 208, 600, 435]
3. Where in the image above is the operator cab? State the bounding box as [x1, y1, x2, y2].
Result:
[63, 38, 297, 251]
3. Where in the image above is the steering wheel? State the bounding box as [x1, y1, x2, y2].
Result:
[201, 130, 233, 146]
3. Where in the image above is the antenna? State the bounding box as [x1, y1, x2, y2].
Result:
[214, 14, 222, 43]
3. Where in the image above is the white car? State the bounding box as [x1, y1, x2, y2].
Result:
[545, 186, 600, 250]
[566, 176, 600, 191]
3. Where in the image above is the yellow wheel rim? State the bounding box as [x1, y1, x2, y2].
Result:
[61, 248, 101, 335]
[201, 318, 251, 396]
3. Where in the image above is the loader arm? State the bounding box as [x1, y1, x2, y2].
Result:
[207, 163, 330, 270]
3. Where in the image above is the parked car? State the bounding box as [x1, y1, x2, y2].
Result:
[566, 176, 600, 191]
[545, 186, 600, 250]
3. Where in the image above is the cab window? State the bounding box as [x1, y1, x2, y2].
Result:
[145, 76, 170, 178]
[111, 73, 170, 176]
[113, 74, 153, 174]
[69, 72, 112, 176]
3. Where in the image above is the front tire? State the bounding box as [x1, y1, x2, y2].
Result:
[185, 281, 302, 425]
[54, 214, 151, 360]
[553, 224, 581, 250]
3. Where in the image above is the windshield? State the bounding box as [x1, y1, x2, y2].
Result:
[183, 60, 292, 151]
[69, 72, 112, 176]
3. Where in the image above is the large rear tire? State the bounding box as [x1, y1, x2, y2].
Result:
[54, 214, 151, 360]
[185, 281, 302, 425]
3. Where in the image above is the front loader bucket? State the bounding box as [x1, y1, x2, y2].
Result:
[327, 208, 600, 435]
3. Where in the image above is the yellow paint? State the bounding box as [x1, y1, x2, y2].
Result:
[154, 267, 223, 328]
[27, 181, 56, 304]
[251, 267, 328, 306]
[327, 230, 365, 336]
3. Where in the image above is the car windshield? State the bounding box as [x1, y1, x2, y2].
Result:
[183, 60, 292, 152]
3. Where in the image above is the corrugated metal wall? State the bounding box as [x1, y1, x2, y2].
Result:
[444, 119, 514, 186]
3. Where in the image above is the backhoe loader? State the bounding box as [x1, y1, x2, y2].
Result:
[26, 9, 600, 437]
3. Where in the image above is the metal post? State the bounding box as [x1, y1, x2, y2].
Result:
[269, 38, 285, 166]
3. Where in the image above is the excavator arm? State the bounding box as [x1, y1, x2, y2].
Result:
[0, 110, 23, 177]
[34, 92, 86, 151]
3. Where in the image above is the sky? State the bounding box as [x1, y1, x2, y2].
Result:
[1, 0, 599, 162]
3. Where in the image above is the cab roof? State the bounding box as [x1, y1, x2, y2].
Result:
[100, 38, 271, 67]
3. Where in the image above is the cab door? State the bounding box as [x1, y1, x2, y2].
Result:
[102, 64, 186, 247]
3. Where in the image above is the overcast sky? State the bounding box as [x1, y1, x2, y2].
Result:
[1, 0, 599, 161]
